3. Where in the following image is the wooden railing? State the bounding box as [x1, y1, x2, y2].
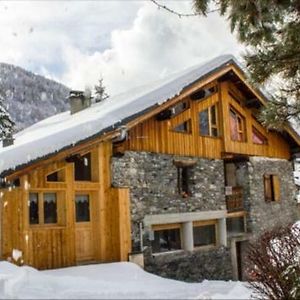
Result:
[226, 187, 244, 212]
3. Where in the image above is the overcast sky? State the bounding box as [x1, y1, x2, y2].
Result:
[0, 0, 243, 95]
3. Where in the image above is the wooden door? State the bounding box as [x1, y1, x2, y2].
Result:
[74, 194, 94, 262]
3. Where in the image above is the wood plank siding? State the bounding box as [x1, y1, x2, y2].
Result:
[122, 81, 291, 159]
[0, 66, 295, 270]
[0, 142, 131, 269]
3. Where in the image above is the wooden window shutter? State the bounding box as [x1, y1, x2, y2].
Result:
[263, 174, 272, 202]
[272, 175, 280, 201]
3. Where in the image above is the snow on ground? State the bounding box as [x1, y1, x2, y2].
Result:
[0, 261, 252, 299]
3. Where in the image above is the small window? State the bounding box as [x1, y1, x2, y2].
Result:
[199, 105, 219, 137]
[75, 194, 90, 222]
[74, 153, 91, 181]
[43, 193, 57, 224]
[29, 192, 58, 225]
[177, 166, 192, 197]
[47, 172, 58, 182]
[252, 127, 267, 145]
[227, 216, 245, 234]
[171, 100, 189, 116]
[172, 120, 191, 134]
[152, 227, 181, 253]
[156, 100, 189, 121]
[230, 108, 246, 142]
[46, 169, 65, 182]
[193, 224, 216, 247]
[264, 174, 280, 202]
[29, 193, 39, 225]
[190, 85, 217, 101]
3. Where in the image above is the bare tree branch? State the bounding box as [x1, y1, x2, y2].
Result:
[149, 0, 219, 18]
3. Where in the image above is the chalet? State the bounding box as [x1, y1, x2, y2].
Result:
[0, 55, 299, 281]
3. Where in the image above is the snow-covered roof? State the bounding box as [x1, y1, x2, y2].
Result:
[0, 55, 263, 177]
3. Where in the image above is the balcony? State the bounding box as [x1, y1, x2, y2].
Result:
[226, 187, 244, 212]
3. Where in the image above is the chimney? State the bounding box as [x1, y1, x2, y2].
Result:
[2, 134, 14, 147]
[69, 90, 92, 115]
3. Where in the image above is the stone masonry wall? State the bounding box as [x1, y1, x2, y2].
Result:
[112, 151, 226, 245]
[247, 157, 298, 237]
[144, 246, 232, 282]
[111, 151, 231, 282]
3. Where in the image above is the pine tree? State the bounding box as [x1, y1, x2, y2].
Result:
[94, 78, 109, 103]
[192, 0, 300, 129]
[151, 0, 300, 128]
[0, 93, 14, 140]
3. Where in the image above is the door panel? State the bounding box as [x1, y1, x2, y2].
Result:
[74, 194, 94, 262]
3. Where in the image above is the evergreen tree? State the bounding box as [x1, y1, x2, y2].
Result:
[151, 0, 300, 128]
[0, 93, 14, 140]
[94, 78, 109, 103]
[193, 0, 300, 129]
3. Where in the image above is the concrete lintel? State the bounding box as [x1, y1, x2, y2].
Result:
[144, 210, 227, 227]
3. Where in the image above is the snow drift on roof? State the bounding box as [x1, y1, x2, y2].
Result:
[0, 55, 237, 176]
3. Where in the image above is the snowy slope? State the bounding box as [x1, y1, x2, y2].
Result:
[0, 261, 252, 299]
[0, 55, 238, 176]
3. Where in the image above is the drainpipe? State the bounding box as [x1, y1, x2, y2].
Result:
[139, 222, 144, 252]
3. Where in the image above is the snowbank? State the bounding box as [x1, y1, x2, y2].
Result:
[0, 261, 252, 299]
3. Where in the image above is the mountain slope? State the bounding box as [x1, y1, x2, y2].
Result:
[0, 63, 70, 131]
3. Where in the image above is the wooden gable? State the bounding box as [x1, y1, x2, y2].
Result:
[120, 72, 292, 160]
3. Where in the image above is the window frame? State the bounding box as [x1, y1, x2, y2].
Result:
[151, 223, 182, 254]
[192, 220, 217, 249]
[28, 191, 62, 227]
[226, 211, 246, 235]
[252, 126, 268, 145]
[198, 104, 219, 138]
[229, 107, 246, 142]
[172, 119, 192, 134]
[74, 192, 92, 223]
[190, 84, 218, 102]
[46, 168, 66, 183]
[177, 165, 192, 197]
[264, 174, 280, 202]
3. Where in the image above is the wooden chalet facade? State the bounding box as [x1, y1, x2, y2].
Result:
[0, 55, 299, 280]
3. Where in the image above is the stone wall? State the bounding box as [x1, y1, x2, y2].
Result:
[247, 157, 297, 236]
[144, 247, 232, 282]
[112, 151, 231, 281]
[112, 151, 226, 245]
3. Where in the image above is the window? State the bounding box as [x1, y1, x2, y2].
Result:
[29, 192, 58, 225]
[190, 85, 218, 101]
[199, 105, 219, 137]
[227, 216, 245, 234]
[75, 194, 90, 222]
[172, 120, 191, 134]
[156, 100, 189, 121]
[252, 127, 267, 145]
[193, 223, 216, 247]
[177, 166, 192, 197]
[46, 169, 65, 182]
[151, 225, 181, 253]
[264, 174, 280, 202]
[171, 100, 189, 116]
[74, 153, 92, 181]
[29, 193, 39, 225]
[230, 108, 246, 142]
[44, 193, 57, 224]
